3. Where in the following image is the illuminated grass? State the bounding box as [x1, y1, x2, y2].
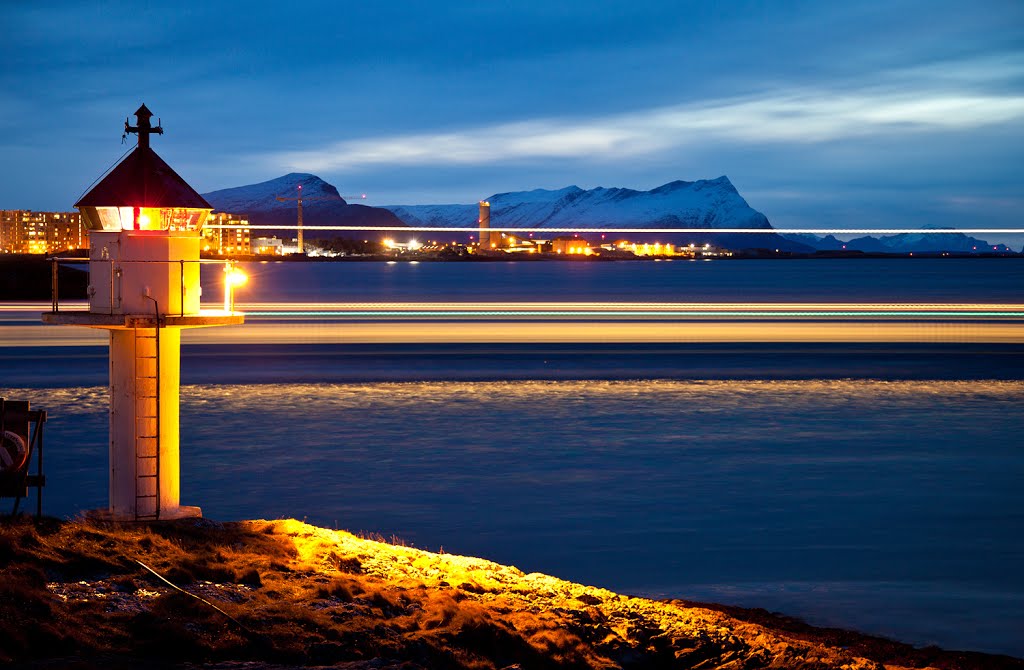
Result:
[0, 518, 1018, 669]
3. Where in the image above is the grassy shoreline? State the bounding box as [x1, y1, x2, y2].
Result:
[0, 517, 1018, 669]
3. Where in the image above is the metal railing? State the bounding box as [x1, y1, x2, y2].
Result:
[49, 257, 238, 317]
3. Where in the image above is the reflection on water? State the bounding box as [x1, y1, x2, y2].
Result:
[9, 378, 1024, 656]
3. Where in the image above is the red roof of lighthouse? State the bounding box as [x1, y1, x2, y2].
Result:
[75, 145, 212, 209]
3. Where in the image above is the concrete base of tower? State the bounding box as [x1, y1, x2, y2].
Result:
[85, 504, 203, 522]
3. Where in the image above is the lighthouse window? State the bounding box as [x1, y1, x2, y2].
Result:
[118, 207, 137, 229]
[139, 208, 205, 231]
[82, 206, 208, 231]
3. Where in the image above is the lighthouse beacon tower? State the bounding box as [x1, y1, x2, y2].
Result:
[43, 104, 243, 521]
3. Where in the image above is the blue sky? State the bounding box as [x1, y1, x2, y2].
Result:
[2, 1, 1022, 243]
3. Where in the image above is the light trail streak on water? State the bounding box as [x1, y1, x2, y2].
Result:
[9, 301, 1024, 316]
[2, 302, 1023, 345]
[242, 308, 1024, 318]
[2, 322, 1022, 346]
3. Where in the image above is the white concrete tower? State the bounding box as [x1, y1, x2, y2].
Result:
[43, 105, 243, 521]
[478, 201, 491, 249]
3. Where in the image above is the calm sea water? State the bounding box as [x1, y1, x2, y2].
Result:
[3, 259, 1023, 657]
[211, 256, 1024, 303]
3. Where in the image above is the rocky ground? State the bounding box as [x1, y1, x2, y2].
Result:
[0, 517, 1019, 669]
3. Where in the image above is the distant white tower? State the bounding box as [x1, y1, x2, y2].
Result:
[43, 105, 244, 521]
[478, 201, 491, 249]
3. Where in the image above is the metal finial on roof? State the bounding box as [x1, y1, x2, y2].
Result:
[124, 103, 164, 150]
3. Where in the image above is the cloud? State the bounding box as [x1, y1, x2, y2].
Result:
[268, 86, 1024, 172]
[941, 195, 1024, 209]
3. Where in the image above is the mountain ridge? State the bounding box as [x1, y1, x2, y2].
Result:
[202, 173, 405, 237]
[385, 176, 808, 251]
[786, 229, 1015, 254]
[201, 174, 1014, 253]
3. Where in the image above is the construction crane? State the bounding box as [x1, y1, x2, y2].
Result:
[275, 186, 366, 254]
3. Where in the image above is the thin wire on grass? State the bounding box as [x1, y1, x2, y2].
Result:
[135, 558, 254, 635]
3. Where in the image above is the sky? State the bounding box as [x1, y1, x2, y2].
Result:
[2, 0, 1022, 244]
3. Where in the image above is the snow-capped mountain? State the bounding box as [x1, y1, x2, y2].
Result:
[202, 173, 404, 236]
[386, 177, 810, 251]
[786, 228, 1014, 253]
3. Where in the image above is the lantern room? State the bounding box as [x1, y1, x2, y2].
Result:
[74, 104, 213, 317]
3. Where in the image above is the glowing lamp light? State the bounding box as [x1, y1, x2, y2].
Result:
[223, 266, 248, 313]
[226, 267, 248, 287]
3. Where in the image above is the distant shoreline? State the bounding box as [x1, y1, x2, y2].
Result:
[6, 250, 1022, 264]
[200, 251, 1023, 262]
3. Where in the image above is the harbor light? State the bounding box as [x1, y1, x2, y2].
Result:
[42, 104, 244, 521]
